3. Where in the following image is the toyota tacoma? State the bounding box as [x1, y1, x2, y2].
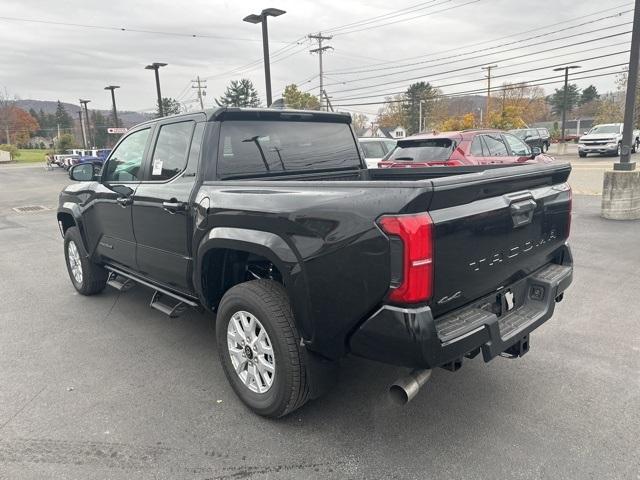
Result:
[58, 108, 573, 417]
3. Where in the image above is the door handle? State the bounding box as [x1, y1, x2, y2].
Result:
[116, 196, 133, 207]
[162, 200, 186, 213]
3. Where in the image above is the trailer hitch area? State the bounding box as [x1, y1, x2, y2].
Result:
[500, 335, 530, 359]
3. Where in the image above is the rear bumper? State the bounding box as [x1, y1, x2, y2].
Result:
[349, 245, 573, 369]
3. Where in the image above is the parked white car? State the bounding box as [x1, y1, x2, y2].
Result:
[578, 123, 640, 157]
[358, 137, 397, 168]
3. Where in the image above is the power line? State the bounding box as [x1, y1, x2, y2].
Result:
[324, 29, 632, 96]
[328, 41, 630, 101]
[326, 3, 633, 74]
[331, 48, 630, 102]
[331, 0, 483, 37]
[322, 22, 632, 89]
[321, 0, 442, 34]
[333, 68, 625, 107]
[0, 15, 293, 43]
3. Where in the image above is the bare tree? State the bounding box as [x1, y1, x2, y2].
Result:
[0, 87, 17, 144]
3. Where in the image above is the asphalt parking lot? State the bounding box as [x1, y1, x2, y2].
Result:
[1, 162, 639, 480]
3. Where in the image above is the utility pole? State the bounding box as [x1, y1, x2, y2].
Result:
[78, 110, 86, 149]
[615, 0, 640, 171]
[322, 90, 334, 112]
[79, 99, 91, 148]
[309, 33, 333, 110]
[191, 76, 207, 110]
[104, 86, 120, 127]
[481, 64, 497, 126]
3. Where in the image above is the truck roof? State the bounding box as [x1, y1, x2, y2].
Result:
[136, 107, 353, 128]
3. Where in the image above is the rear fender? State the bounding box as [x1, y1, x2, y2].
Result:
[195, 227, 312, 340]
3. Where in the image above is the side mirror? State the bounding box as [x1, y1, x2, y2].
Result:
[531, 146, 542, 158]
[68, 163, 95, 181]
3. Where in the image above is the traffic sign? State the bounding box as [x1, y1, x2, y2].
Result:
[107, 127, 128, 134]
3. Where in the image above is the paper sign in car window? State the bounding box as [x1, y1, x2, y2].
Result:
[152, 159, 163, 176]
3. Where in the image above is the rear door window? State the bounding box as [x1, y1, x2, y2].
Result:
[150, 121, 195, 181]
[470, 136, 485, 156]
[482, 134, 509, 157]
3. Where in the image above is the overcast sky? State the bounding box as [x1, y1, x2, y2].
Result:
[0, 0, 633, 116]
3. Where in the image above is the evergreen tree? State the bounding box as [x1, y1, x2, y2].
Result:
[55, 100, 73, 128]
[282, 84, 320, 110]
[403, 81, 439, 135]
[548, 83, 581, 117]
[580, 85, 599, 105]
[216, 79, 261, 107]
[90, 110, 109, 148]
[157, 97, 182, 118]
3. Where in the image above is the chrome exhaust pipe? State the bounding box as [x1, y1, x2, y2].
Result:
[389, 369, 432, 405]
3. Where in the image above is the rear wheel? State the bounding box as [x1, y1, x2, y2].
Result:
[64, 227, 108, 295]
[216, 280, 310, 418]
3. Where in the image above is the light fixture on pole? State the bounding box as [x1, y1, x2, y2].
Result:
[552, 65, 581, 145]
[145, 63, 168, 116]
[104, 86, 120, 127]
[243, 8, 286, 107]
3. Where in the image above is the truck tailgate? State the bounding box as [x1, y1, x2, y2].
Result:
[428, 163, 571, 317]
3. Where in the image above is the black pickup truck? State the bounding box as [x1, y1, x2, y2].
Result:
[58, 108, 573, 417]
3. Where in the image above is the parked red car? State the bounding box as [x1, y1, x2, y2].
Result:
[377, 129, 552, 168]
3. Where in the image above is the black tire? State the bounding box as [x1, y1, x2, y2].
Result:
[216, 280, 310, 418]
[63, 226, 108, 295]
[578, 152, 587, 158]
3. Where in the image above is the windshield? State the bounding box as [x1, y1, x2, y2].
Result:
[218, 121, 361, 177]
[588, 125, 621, 134]
[386, 138, 455, 162]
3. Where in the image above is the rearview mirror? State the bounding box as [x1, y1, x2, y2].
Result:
[68, 163, 95, 181]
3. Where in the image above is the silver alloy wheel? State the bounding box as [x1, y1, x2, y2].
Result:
[67, 240, 83, 284]
[226, 310, 275, 394]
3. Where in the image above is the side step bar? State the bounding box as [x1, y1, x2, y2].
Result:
[104, 266, 199, 318]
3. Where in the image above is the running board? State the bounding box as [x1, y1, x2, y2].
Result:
[104, 266, 199, 318]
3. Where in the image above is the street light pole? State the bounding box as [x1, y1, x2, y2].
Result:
[553, 65, 581, 145]
[243, 8, 286, 107]
[79, 99, 92, 148]
[104, 86, 120, 127]
[615, 0, 640, 171]
[145, 63, 168, 116]
[77, 110, 86, 149]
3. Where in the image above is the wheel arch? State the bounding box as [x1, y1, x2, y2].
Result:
[195, 227, 312, 340]
[57, 204, 90, 252]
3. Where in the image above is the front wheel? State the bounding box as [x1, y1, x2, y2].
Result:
[64, 227, 108, 295]
[216, 280, 310, 418]
[578, 151, 587, 158]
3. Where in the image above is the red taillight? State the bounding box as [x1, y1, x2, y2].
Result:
[378, 213, 434, 304]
